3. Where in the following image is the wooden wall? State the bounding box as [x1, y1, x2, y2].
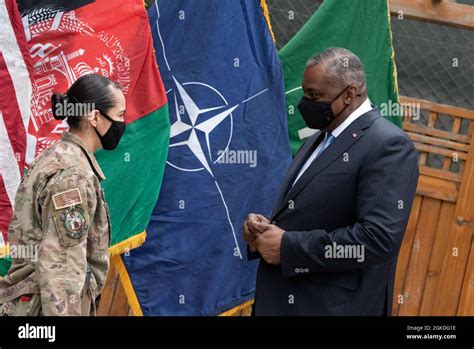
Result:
[393, 96, 474, 315]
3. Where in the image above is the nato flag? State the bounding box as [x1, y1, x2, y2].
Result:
[122, 0, 292, 315]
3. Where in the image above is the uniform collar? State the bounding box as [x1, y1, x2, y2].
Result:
[61, 131, 106, 181]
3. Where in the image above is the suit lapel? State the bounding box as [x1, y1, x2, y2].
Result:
[271, 109, 381, 219]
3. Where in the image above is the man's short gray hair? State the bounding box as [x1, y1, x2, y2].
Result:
[307, 47, 366, 90]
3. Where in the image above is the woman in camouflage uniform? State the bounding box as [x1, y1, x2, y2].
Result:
[0, 74, 126, 316]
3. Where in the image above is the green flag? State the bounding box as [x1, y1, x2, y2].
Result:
[0, 258, 11, 278]
[95, 106, 169, 255]
[279, 0, 400, 155]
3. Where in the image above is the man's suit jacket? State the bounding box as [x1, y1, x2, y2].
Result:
[252, 108, 419, 316]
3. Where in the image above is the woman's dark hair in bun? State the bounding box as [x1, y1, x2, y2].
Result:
[51, 74, 122, 130]
[51, 93, 69, 120]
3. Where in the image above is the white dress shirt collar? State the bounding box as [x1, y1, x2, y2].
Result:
[331, 98, 373, 138]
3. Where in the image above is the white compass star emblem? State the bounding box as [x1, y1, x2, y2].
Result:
[168, 77, 238, 176]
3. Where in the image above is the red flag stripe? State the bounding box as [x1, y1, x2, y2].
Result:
[0, 52, 26, 176]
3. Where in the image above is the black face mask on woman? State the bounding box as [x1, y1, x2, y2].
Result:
[95, 111, 126, 150]
[297, 86, 357, 130]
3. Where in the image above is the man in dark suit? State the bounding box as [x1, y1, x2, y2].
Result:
[243, 47, 419, 316]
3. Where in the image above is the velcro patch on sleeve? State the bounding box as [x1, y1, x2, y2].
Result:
[52, 188, 83, 210]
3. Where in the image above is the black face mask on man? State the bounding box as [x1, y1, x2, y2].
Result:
[297, 86, 357, 130]
[95, 111, 126, 150]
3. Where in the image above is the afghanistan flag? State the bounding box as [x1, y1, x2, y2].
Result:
[0, 0, 34, 276]
[279, 0, 400, 155]
[0, 0, 170, 276]
[119, 0, 292, 315]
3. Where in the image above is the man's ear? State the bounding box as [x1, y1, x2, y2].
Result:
[87, 110, 100, 127]
[345, 85, 358, 103]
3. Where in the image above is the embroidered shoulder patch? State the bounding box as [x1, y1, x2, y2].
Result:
[52, 188, 83, 210]
[60, 206, 88, 239]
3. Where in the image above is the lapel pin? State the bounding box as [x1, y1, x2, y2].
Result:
[352, 133, 357, 138]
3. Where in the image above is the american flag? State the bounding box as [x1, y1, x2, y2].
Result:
[0, 0, 33, 249]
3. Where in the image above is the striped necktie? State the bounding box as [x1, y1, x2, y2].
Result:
[315, 132, 335, 159]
